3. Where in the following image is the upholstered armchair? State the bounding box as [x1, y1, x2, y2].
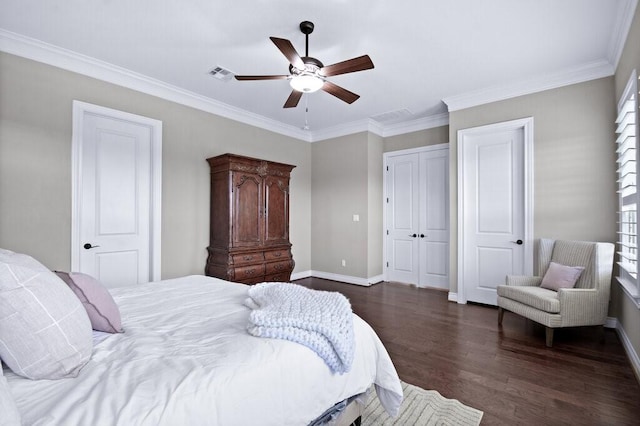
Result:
[497, 239, 614, 347]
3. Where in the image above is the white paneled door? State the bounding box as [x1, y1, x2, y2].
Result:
[458, 118, 533, 305]
[385, 145, 449, 289]
[419, 149, 449, 288]
[386, 153, 420, 284]
[71, 102, 162, 288]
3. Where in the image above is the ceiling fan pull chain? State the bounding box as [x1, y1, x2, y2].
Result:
[303, 97, 310, 130]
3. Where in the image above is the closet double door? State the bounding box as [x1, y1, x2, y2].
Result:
[385, 146, 449, 289]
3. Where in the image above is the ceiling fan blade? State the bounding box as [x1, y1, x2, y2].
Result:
[320, 55, 374, 77]
[234, 75, 290, 81]
[322, 81, 360, 104]
[283, 90, 303, 108]
[270, 37, 305, 70]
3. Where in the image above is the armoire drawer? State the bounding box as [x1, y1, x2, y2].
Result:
[232, 252, 265, 265]
[263, 273, 288, 282]
[265, 260, 292, 275]
[264, 249, 289, 261]
[233, 264, 266, 281]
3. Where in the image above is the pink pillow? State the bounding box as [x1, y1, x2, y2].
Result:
[540, 262, 585, 291]
[55, 271, 123, 333]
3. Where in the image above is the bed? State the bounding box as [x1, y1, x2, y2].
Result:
[2, 274, 403, 425]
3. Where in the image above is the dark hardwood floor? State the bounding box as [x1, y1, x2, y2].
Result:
[294, 277, 640, 426]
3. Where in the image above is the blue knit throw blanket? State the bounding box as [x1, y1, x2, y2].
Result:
[245, 283, 355, 374]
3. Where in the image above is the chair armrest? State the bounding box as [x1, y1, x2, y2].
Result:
[557, 288, 607, 326]
[505, 276, 542, 287]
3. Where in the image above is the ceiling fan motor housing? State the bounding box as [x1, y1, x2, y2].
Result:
[300, 21, 314, 35]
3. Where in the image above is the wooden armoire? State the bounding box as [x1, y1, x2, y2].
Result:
[205, 154, 295, 284]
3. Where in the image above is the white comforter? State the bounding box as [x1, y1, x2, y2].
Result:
[6, 275, 403, 425]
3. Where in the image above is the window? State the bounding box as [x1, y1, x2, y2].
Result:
[616, 69, 640, 306]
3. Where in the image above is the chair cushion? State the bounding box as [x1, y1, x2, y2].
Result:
[497, 285, 560, 313]
[550, 241, 594, 289]
[540, 262, 584, 291]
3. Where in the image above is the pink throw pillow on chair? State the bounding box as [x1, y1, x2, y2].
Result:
[540, 262, 584, 291]
[56, 271, 123, 333]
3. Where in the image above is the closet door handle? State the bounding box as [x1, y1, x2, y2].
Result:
[408, 234, 417, 238]
[511, 239, 523, 245]
[419, 234, 425, 238]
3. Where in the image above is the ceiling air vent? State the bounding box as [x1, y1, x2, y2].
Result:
[209, 66, 234, 82]
[371, 108, 413, 123]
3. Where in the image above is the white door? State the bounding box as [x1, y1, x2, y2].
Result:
[419, 149, 449, 289]
[71, 101, 162, 288]
[386, 153, 420, 284]
[385, 145, 449, 289]
[458, 118, 533, 305]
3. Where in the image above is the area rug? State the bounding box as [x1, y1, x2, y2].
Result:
[362, 381, 483, 425]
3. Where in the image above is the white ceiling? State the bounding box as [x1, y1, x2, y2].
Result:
[0, 0, 636, 141]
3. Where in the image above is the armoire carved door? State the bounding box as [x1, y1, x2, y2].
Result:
[206, 154, 295, 284]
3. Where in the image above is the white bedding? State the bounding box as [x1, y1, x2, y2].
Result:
[6, 275, 402, 425]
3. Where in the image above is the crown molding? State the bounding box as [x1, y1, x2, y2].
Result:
[2, 14, 629, 141]
[0, 28, 446, 143]
[442, 0, 636, 112]
[0, 29, 314, 142]
[442, 60, 615, 112]
[380, 113, 450, 137]
[608, 0, 638, 68]
[308, 119, 372, 142]
[307, 113, 450, 142]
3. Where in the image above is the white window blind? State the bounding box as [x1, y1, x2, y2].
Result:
[616, 69, 640, 304]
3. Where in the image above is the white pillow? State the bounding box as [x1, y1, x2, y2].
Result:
[0, 364, 21, 425]
[540, 261, 585, 291]
[0, 249, 93, 379]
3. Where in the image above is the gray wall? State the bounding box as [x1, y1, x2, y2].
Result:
[311, 132, 370, 277]
[448, 77, 617, 296]
[611, 3, 640, 362]
[383, 126, 449, 152]
[0, 52, 312, 279]
[367, 132, 384, 278]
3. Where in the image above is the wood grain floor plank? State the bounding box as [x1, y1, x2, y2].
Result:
[295, 278, 640, 425]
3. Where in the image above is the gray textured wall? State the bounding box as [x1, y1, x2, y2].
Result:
[0, 52, 312, 279]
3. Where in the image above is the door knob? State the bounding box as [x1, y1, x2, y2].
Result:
[408, 234, 417, 238]
[511, 239, 523, 245]
[83, 243, 100, 250]
[419, 234, 425, 238]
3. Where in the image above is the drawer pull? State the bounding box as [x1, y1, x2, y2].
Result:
[274, 264, 285, 271]
[272, 252, 282, 257]
[243, 255, 254, 261]
[246, 268, 256, 276]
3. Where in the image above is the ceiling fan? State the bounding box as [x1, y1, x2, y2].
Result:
[234, 21, 374, 108]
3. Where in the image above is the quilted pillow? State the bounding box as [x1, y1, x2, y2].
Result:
[0, 364, 21, 425]
[55, 271, 123, 333]
[540, 261, 585, 291]
[0, 249, 93, 379]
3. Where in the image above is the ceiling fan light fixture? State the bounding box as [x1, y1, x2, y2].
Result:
[290, 74, 324, 93]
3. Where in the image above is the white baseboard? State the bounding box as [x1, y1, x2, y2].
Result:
[448, 292, 458, 302]
[309, 271, 373, 286]
[604, 316, 617, 329]
[290, 270, 380, 286]
[290, 270, 312, 281]
[608, 316, 640, 382]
